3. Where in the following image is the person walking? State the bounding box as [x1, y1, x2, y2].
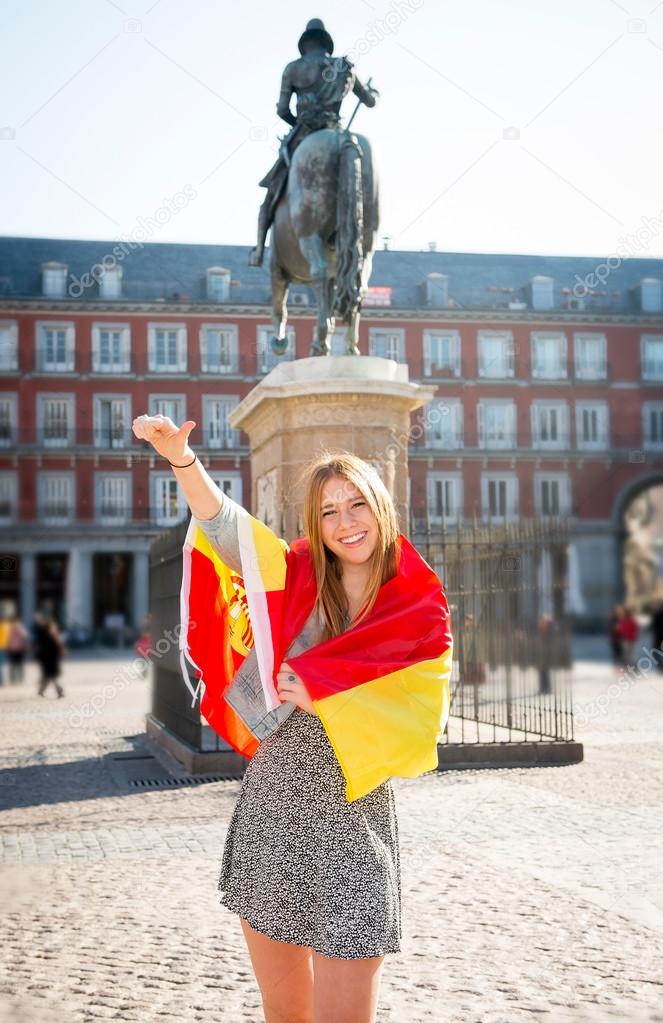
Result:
[608, 604, 625, 671]
[132, 412, 454, 1023]
[0, 612, 9, 686]
[35, 615, 66, 698]
[649, 598, 663, 673]
[7, 614, 29, 683]
[618, 606, 639, 667]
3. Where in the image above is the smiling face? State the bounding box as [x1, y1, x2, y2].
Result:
[319, 473, 379, 565]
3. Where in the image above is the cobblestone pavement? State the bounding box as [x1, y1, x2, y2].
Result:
[0, 639, 662, 1023]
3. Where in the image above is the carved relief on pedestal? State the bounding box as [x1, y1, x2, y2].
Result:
[256, 468, 279, 531]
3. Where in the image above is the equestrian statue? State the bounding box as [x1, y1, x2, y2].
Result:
[248, 18, 380, 357]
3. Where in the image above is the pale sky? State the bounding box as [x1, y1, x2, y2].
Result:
[2, 0, 663, 258]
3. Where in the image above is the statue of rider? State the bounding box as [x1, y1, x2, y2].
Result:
[248, 18, 379, 268]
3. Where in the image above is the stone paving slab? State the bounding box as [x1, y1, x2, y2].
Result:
[0, 647, 661, 1022]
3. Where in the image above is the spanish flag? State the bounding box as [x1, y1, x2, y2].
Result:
[179, 502, 453, 802]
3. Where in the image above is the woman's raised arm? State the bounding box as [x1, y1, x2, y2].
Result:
[131, 414, 226, 521]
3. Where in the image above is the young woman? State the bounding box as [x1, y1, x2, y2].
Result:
[132, 412, 451, 1023]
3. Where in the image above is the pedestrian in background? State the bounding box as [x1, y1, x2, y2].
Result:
[0, 611, 9, 685]
[618, 606, 639, 667]
[34, 614, 66, 698]
[608, 605, 625, 671]
[649, 598, 663, 673]
[7, 614, 29, 683]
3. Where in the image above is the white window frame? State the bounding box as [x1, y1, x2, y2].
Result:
[0, 321, 18, 371]
[257, 325, 295, 373]
[477, 399, 517, 449]
[151, 472, 187, 527]
[209, 473, 243, 505]
[0, 471, 18, 524]
[147, 323, 187, 373]
[38, 473, 75, 525]
[425, 398, 463, 449]
[200, 323, 239, 374]
[531, 331, 568, 379]
[477, 330, 515, 378]
[368, 328, 406, 363]
[422, 330, 461, 377]
[575, 401, 609, 451]
[148, 394, 186, 426]
[35, 322, 75, 372]
[202, 395, 241, 449]
[0, 393, 18, 448]
[481, 473, 518, 522]
[98, 266, 122, 300]
[574, 332, 607, 380]
[37, 393, 75, 448]
[641, 334, 663, 381]
[530, 400, 569, 450]
[643, 402, 663, 450]
[91, 323, 131, 373]
[95, 473, 131, 526]
[93, 394, 131, 449]
[426, 472, 463, 525]
[534, 472, 571, 517]
[42, 265, 67, 298]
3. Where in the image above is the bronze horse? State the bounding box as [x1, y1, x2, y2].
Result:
[268, 127, 379, 357]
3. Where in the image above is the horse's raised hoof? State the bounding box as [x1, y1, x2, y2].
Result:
[271, 335, 289, 355]
[248, 246, 263, 267]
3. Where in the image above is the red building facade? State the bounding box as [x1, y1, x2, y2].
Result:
[1, 237, 662, 634]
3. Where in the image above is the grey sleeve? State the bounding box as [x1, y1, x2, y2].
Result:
[192, 494, 243, 574]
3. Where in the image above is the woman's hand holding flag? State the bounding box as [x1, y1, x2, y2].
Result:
[276, 661, 318, 716]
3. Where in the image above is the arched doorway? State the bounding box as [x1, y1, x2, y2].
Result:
[613, 473, 663, 615]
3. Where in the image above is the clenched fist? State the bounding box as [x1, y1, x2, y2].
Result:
[132, 413, 197, 464]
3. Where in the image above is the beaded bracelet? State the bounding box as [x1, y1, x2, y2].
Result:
[168, 453, 197, 468]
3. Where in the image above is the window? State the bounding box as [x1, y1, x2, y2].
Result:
[642, 335, 663, 380]
[425, 399, 463, 449]
[329, 327, 350, 356]
[93, 395, 131, 448]
[92, 324, 130, 372]
[0, 473, 17, 523]
[148, 395, 185, 425]
[0, 395, 17, 448]
[206, 267, 231, 302]
[368, 328, 405, 362]
[531, 401, 568, 449]
[534, 473, 571, 517]
[481, 474, 518, 522]
[152, 473, 186, 526]
[643, 403, 663, 449]
[202, 396, 240, 449]
[38, 474, 74, 524]
[531, 331, 567, 379]
[477, 330, 514, 378]
[574, 333, 607, 380]
[427, 473, 462, 524]
[147, 323, 187, 373]
[36, 322, 75, 372]
[210, 474, 243, 504]
[575, 401, 609, 450]
[0, 322, 18, 371]
[200, 324, 239, 374]
[41, 263, 67, 298]
[38, 395, 75, 447]
[477, 400, 516, 449]
[96, 474, 130, 525]
[257, 325, 295, 373]
[423, 330, 460, 377]
[98, 266, 122, 299]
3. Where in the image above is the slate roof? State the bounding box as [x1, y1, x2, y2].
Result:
[0, 234, 662, 313]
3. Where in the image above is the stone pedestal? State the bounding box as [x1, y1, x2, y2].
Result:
[228, 356, 437, 540]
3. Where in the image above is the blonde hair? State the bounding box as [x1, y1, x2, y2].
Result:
[297, 450, 400, 641]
